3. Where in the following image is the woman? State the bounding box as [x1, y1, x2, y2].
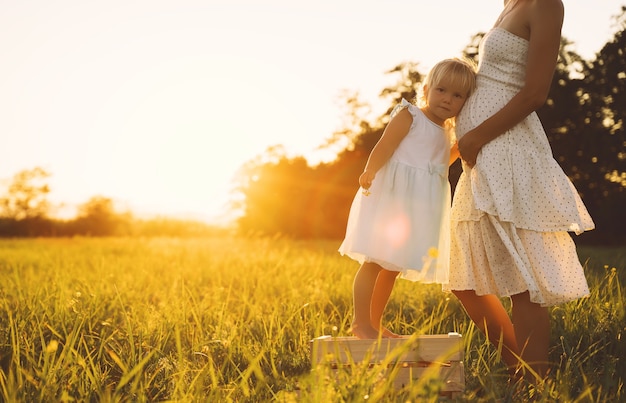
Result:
[445, 0, 594, 382]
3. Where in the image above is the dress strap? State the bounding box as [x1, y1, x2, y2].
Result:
[390, 98, 415, 119]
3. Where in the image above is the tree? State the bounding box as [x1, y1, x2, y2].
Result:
[0, 167, 51, 220]
[571, 8, 626, 242]
[378, 61, 424, 118]
[234, 146, 326, 237]
[72, 196, 129, 236]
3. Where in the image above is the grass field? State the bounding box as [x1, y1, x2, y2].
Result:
[0, 237, 623, 402]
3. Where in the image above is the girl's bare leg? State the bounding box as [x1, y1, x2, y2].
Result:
[511, 291, 550, 381]
[453, 290, 520, 375]
[351, 262, 384, 339]
[371, 269, 401, 337]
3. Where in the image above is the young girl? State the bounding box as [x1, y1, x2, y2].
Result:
[339, 58, 476, 339]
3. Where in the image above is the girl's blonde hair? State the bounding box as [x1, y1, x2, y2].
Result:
[417, 57, 477, 130]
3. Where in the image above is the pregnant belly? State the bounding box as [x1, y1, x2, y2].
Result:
[456, 86, 514, 140]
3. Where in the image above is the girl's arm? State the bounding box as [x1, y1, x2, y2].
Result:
[359, 108, 412, 189]
[458, 0, 564, 166]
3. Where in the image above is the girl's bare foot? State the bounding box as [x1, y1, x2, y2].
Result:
[351, 323, 402, 339]
[350, 323, 382, 339]
[381, 327, 402, 338]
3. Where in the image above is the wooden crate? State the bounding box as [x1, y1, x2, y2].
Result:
[310, 333, 464, 396]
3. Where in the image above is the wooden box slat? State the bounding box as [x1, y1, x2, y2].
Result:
[311, 333, 463, 364]
[391, 361, 465, 391]
[310, 333, 464, 394]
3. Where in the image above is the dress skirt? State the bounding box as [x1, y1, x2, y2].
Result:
[446, 214, 590, 307]
[339, 159, 451, 284]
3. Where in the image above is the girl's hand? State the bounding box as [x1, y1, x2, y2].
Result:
[359, 170, 376, 189]
[458, 130, 483, 167]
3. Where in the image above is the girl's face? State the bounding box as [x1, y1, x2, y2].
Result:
[423, 80, 469, 125]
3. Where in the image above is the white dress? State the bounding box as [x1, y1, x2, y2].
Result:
[339, 99, 452, 284]
[444, 28, 595, 306]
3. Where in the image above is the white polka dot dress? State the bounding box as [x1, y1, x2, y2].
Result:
[443, 28, 595, 307]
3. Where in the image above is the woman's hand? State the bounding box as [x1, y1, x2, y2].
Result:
[458, 130, 483, 167]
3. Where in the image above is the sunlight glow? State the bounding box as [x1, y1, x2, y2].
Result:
[384, 213, 410, 249]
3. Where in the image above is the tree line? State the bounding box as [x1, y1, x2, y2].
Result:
[234, 7, 626, 244]
[0, 167, 227, 237]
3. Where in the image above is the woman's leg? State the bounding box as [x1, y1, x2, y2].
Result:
[510, 291, 550, 380]
[371, 269, 400, 337]
[453, 290, 520, 374]
[352, 262, 384, 339]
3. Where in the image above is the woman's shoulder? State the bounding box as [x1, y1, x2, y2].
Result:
[526, 0, 564, 39]
[528, 0, 563, 16]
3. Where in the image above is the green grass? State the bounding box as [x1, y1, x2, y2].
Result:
[0, 237, 623, 402]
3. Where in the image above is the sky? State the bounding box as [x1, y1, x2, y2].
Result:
[0, 0, 623, 224]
